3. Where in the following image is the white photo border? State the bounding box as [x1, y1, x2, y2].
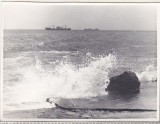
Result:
[0, 1, 159, 123]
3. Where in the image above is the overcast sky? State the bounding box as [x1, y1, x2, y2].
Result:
[3, 3, 157, 30]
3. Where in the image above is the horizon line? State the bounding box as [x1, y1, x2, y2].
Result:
[3, 29, 157, 31]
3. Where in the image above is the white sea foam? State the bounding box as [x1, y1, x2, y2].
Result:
[4, 53, 117, 111]
[137, 64, 157, 82]
[4, 53, 157, 111]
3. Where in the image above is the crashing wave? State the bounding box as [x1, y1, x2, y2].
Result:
[137, 65, 157, 82]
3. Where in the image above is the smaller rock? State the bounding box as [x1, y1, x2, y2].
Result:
[106, 71, 141, 93]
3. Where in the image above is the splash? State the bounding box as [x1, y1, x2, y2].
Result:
[137, 65, 157, 82]
[4, 53, 117, 110]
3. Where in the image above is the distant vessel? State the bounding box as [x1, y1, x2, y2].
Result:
[45, 25, 71, 30]
[84, 28, 99, 31]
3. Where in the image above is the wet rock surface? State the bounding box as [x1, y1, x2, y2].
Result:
[106, 71, 141, 93]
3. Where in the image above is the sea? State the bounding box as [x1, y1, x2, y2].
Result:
[3, 30, 157, 119]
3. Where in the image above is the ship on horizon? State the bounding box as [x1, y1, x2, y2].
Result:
[45, 25, 71, 30]
[84, 28, 99, 31]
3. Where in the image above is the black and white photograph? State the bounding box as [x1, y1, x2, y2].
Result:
[2, 3, 159, 120]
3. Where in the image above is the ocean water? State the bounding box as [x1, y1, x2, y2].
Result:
[3, 30, 157, 119]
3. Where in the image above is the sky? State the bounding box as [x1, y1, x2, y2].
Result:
[3, 3, 157, 30]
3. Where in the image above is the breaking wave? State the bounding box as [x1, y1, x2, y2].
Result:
[137, 65, 157, 82]
[4, 53, 117, 110]
[4, 52, 157, 111]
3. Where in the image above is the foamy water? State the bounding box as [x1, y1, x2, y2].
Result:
[137, 65, 157, 82]
[3, 30, 157, 114]
[4, 53, 118, 110]
[4, 53, 157, 111]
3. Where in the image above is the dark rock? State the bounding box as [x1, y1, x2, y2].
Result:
[106, 71, 140, 93]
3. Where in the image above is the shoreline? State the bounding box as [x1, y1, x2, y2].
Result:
[3, 108, 157, 119]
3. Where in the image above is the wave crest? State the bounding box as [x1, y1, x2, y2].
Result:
[137, 65, 157, 82]
[7, 53, 117, 106]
